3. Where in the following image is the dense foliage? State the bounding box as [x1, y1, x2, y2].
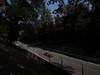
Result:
[0, 0, 100, 54]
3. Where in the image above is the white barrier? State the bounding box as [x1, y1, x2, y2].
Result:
[14, 41, 100, 75]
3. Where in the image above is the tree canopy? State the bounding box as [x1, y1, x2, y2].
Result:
[0, 0, 100, 54]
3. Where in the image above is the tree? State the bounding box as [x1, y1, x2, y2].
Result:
[3, 0, 46, 43]
[37, 1, 54, 43]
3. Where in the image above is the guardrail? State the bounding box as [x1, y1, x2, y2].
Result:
[53, 49, 100, 64]
[14, 41, 100, 75]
